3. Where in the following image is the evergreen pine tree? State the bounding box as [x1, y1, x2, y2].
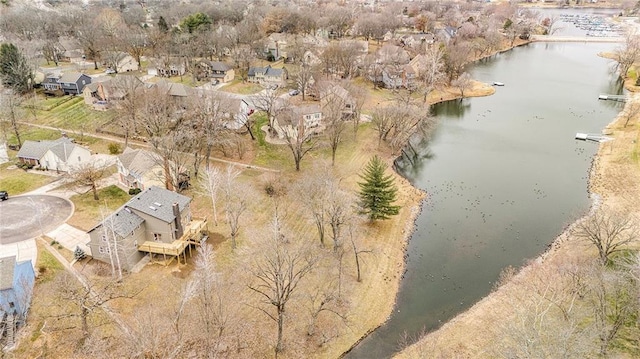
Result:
[157, 16, 169, 33]
[357, 155, 401, 221]
[74, 246, 86, 260]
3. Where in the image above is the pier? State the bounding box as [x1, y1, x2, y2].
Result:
[575, 133, 612, 143]
[598, 94, 627, 102]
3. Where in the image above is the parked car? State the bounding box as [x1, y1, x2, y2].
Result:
[0, 191, 8, 201]
[289, 89, 300, 96]
[105, 68, 116, 74]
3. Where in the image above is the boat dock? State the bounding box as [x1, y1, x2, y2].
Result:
[598, 94, 626, 102]
[575, 133, 612, 143]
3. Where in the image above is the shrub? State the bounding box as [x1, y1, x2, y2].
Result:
[108, 142, 122, 155]
[129, 188, 142, 195]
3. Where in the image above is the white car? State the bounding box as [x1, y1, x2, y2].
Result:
[105, 68, 116, 74]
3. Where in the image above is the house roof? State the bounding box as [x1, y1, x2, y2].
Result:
[201, 61, 232, 72]
[126, 186, 191, 223]
[58, 72, 88, 84]
[248, 66, 284, 78]
[154, 80, 190, 97]
[93, 207, 145, 238]
[16, 137, 74, 160]
[118, 147, 159, 177]
[320, 84, 353, 103]
[49, 141, 82, 162]
[0, 256, 16, 291]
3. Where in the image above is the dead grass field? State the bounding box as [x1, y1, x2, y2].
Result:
[396, 90, 640, 359]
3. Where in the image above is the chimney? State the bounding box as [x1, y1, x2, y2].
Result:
[173, 203, 183, 239]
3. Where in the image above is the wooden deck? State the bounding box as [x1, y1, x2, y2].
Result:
[137, 217, 208, 265]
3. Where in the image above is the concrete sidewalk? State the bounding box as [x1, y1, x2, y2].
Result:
[0, 239, 37, 268]
[47, 223, 92, 256]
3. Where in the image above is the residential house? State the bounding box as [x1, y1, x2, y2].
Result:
[437, 26, 458, 44]
[16, 136, 91, 171]
[0, 256, 35, 348]
[116, 147, 165, 191]
[247, 65, 288, 86]
[82, 75, 144, 109]
[196, 61, 235, 83]
[87, 186, 207, 271]
[273, 104, 323, 139]
[320, 84, 357, 119]
[103, 51, 139, 73]
[265, 33, 289, 60]
[218, 96, 252, 130]
[42, 73, 63, 96]
[399, 33, 436, 50]
[58, 37, 85, 63]
[58, 72, 92, 95]
[148, 57, 186, 78]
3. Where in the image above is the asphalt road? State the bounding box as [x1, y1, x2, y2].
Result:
[0, 195, 73, 244]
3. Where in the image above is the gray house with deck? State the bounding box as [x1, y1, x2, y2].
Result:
[87, 187, 207, 271]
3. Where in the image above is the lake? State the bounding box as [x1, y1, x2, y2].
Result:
[345, 41, 624, 358]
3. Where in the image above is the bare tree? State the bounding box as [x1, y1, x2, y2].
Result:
[189, 243, 237, 354]
[585, 259, 638, 357]
[248, 232, 317, 355]
[296, 171, 329, 246]
[417, 46, 446, 103]
[322, 84, 348, 166]
[253, 88, 282, 131]
[221, 166, 248, 249]
[452, 72, 473, 99]
[0, 88, 23, 148]
[112, 75, 146, 147]
[68, 160, 111, 201]
[622, 97, 640, 127]
[55, 272, 139, 344]
[199, 166, 223, 226]
[348, 225, 372, 283]
[327, 187, 353, 252]
[572, 209, 638, 265]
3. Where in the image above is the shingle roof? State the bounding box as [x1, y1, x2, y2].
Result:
[58, 72, 86, 84]
[0, 256, 16, 291]
[126, 186, 191, 223]
[154, 80, 190, 97]
[118, 147, 159, 177]
[16, 137, 73, 160]
[202, 61, 231, 72]
[93, 207, 145, 238]
[249, 66, 284, 78]
[49, 141, 79, 162]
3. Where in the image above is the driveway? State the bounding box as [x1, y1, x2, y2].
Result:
[0, 195, 73, 244]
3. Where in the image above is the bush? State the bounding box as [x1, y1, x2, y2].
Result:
[108, 142, 122, 155]
[74, 246, 87, 260]
[129, 188, 142, 195]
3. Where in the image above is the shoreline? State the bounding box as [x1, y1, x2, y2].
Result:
[336, 39, 533, 358]
[395, 65, 637, 359]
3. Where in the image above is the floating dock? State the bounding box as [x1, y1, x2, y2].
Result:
[575, 133, 612, 142]
[598, 94, 626, 102]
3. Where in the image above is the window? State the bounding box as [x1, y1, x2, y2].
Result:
[98, 246, 110, 254]
[153, 233, 162, 241]
[133, 240, 138, 247]
[101, 234, 107, 242]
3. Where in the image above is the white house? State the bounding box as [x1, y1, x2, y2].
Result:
[103, 52, 139, 73]
[16, 137, 91, 172]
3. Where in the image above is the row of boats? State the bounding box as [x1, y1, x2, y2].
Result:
[558, 13, 623, 37]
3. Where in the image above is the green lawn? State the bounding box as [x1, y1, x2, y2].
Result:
[0, 163, 57, 195]
[67, 184, 130, 231]
[220, 79, 263, 95]
[251, 113, 292, 169]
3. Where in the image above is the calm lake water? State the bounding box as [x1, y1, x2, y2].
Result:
[345, 42, 624, 358]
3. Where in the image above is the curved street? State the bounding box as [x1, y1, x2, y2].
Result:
[0, 195, 73, 244]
